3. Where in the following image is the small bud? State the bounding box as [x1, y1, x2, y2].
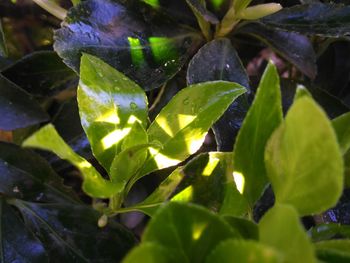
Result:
[236, 3, 282, 20]
[98, 214, 108, 228]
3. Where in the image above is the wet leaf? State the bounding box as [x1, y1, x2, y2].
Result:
[0, 142, 79, 203]
[1, 51, 77, 97]
[206, 239, 282, 263]
[187, 38, 250, 151]
[0, 74, 49, 131]
[142, 202, 240, 263]
[141, 81, 246, 178]
[13, 199, 136, 262]
[265, 97, 343, 216]
[238, 23, 317, 79]
[233, 62, 283, 206]
[259, 204, 316, 263]
[0, 198, 48, 263]
[261, 3, 350, 37]
[78, 54, 148, 170]
[54, 0, 203, 90]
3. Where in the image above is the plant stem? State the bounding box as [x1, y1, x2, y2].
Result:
[109, 193, 123, 211]
[32, 0, 67, 20]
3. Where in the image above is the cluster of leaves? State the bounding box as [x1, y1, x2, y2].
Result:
[1, 0, 350, 262]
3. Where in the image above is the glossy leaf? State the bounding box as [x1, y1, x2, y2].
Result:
[0, 142, 79, 203]
[259, 204, 316, 263]
[0, 20, 7, 57]
[315, 240, 350, 263]
[121, 121, 148, 151]
[1, 51, 77, 97]
[123, 243, 183, 263]
[206, 239, 282, 263]
[265, 97, 344, 216]
[261, 3, 350, 37]
[142, 81, 246, 177]
[54, 0, 203, 90]
[0, 74, 49, 130]
[23, 124, 118, 198]
[187, 38, 250, 151]
[13, 199, 136, 262]
[233, 62, 282, 206]
[332, 112, 350, 155]
[143, 202, 240, 263]
[78, 53, 148, 170]
[238, 23, 317, 79]
[0, 198, 48, 263]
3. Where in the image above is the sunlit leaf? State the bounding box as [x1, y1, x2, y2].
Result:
[206, 239, 282, 263]
[265, 97, 343, 215]
[0, 74, 49, 130]
[233, 62, 282, 206]
[259, 204, 317, 263]
[23, 124, 118, 198]
[78, 53, 148, 170]
[140, 81, 246, 178]
[54, 0, 203, 90]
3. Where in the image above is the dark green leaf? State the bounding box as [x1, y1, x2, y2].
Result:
[332, 112, 350, 155]
[143, 202, 240, 263]
[0, 142, 79, 203]
[186, 0, 219, 24]
[259, 204, 316, 263]
[187, 38, 250, 151]
[222, 216, 259, 240]
[1, 51, 77, 97]
[315, 240, 350, 263]
[140, 81, 246, 177]
[309, 223, 350, 242]
[0, 198, 48, 263]
[13, 199, 136, 262]
[78, 54, 148, 170]
[233, 62, 282, 206]
[0, 20, 7, 57]
[23, 124, 118, 198]
[0, 74, 49, 131]
[265, 97, 344, 215]
[54, 0, 203, 90]
[238, 23, 317, 79]
[261, 3, 350, 37]
[123, 243, 183, 263]
[206, 239, 282, 263]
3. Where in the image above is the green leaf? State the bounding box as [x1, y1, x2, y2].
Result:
[1, 51, 77, 97]
[0, 20, 7, 57]
[54, 0, 203, 90]
[12, 199, 136, 262]
[142, 202, 240, 263]
[0, 142, 79, 203]
[259, 204, 316, 263]
[233, 62, 282, 206]
[0, 74, 49, 130]
[294, 84, 312, 101]
[206, 239, 282, 263]
[141, 81, 246, 177]
[186, 38, 250, 151]
[123, 243, 184, 263]
[309, 223, 350, 242]
[22, 124, 118, 198]
[265, 97, 344, 215]
[238, 23, 317, 79]
[261, 3, 350, 37]
[121, 121, 148, 151]
[315, 240, 350, 263]
[0, 197, 48, 263]
[332, 112, 350, 155]
[222, 216, 259, 240]
[78, 53, 148, 170]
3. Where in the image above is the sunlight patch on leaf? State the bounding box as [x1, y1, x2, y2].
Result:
[172, 186, 194, 202]
[128, 37, 146, 67]
[192, 223, 207, 241]
[232, 171, 245, 194]
[101, 128, 132, 150]
[149, 147, 180, 168]
[96, 111, 121, 124]
[202, 155, 220, 176]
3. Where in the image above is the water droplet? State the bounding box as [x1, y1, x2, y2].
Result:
[130, 102, 137, 110]
[226, 64, 230, 69]
[183, 98, 190, 105]
[13, 186, 20, 193]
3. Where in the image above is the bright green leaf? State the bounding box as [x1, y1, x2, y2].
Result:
[206, 239, 282, 263]
[141, 81, 246, 178]
[233, 62, 282, 206]
[236, 3, 282, 20]
[332, 112, 350, 155]
[143, 202, 240, 263]
[121, 121, 148, 151]
[259, 204, 317, 263]
[78, 53, 148, 170]
[22, 124, 118, 198]
[265, 97, 344, 215]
